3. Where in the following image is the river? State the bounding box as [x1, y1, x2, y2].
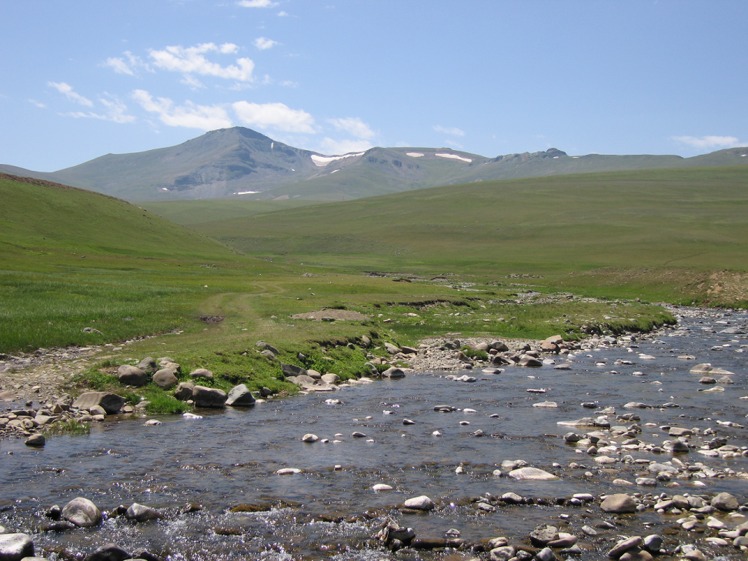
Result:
[1, 307, 746, 560]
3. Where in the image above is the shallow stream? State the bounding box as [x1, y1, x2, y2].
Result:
[1, 307, 746, 560]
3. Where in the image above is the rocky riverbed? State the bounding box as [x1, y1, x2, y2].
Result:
[1, 306, 747, 561]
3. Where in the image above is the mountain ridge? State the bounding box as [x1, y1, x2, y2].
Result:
[2, 126, 746, 202]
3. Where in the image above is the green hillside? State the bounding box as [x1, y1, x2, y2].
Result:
[170, 166, 748, 305]
[0, 174, 250, 350]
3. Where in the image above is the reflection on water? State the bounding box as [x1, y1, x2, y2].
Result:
[1, 308, 746, 560]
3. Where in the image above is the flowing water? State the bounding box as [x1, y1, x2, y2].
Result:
[1, 307, 746, 560]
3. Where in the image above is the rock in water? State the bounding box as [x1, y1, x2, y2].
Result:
[0, 533, 34, 560]
[600, 493, 637, 513]
[225, 384, 256, 407]
[126, 503, 161, 522]
[508, 467, 558, 481]
[61, 497, 102, 527]
[73, 391, 125, 414]
[191, 385, 227, 408]
[402, 495, 435, 511]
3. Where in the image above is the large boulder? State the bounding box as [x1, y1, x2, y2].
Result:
[152, 368, 178, 389]
[281, 363, 307, 378]
[117, 365, 149, 387]
[600, 493, 637, 514]
[174, 381, 195, 401]
[73, 392, 125, 415]
[0, 533, 34, 561]
[61, 497, 102, 527]
[402, 495, 435, 511]
[191, 385, 227, 408]
[382, 367, 406, 379]
[225, 384, 256, 407]
[126, 503, 161, 522]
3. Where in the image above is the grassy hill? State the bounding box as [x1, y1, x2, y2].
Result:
[0, 173, 248, 351]
[3, 166, 746, 408]
[150, 166, 748, 305]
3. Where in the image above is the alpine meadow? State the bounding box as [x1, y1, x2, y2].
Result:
[2, 159, 746, 399]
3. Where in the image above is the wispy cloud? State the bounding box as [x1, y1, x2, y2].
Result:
[328, 117, 374, 139]
[103, 51, 147, 76]
[433, 124, 465, 137]
[149, 43, 255, 82]
[237, 0, 276, 8]
[318, 137, 372, 155]
[232, 101, 315, 133]
[254, 37, 279, 50]
[671, 135, 743, 150]
[48, 81, 93, 107]
[66, 96, 135, 124]
[132, 89, 232, 130]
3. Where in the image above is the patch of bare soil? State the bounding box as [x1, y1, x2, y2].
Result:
[291, 309, 369, 321]
[705, 271, 748, 304]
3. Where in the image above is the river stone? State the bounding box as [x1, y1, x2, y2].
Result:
[0, 533, 34, 560]
[489, 546, 515, 561]
[382, 367, 405, 379]
[73, 392, 125, 415]
[711, 492, 739, 511]
[301, 433, 319, 443]
[84, 543, 132, 561]
[225, 384, 256, 407]
[508, 467, 558, 481]
[529, 524, 559, 546]
[152, 368, 178, 389]
[136, 356, 157, 373]
[402, 495, 434, 511]
[619, 550, 653, 561]
[25, 433, 45, 447]
[372, 484, 393, 492]
[126, 503, 161, 522]
[190, 368, 214, 379]
[600, 493, 637, 513]
[607, 535, 643, 559]
[321, 373, 340, 385]
[642, 534, 663, 553]
[191, 385, 226, 408]
[281, 363, 306, 378]
[62, 497, 102, 527]
[117, 365, 149, 387]
[174, 382, 195, 401]
[518, 355, 543, 367]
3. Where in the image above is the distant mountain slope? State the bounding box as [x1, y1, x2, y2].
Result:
[2, 127, 747, 202]
[0, 173, 234, 262]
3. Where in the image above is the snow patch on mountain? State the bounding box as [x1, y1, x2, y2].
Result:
[311, 152, 365, 167]
[435, 152, 472, 163]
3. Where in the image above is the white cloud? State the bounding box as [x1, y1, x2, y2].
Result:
[254, 37, 279, 50]
[149, 43, 255, 82]
[29, 99, 46, 109]
[48, 81, 93, 107]
[433, 125, 465, 137]
[132, 89, 232, 130]
[318, 137, 373, 155]
[63, 95, 135, 124]
[328, 117, 374, 139]
[232, 101, 315, 133]
[237, 0, 276, 7]
[103, 51, 146, 76]
[671, 135, 743, 150]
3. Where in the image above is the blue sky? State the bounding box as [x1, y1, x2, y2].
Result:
[2, 0, 746, 171]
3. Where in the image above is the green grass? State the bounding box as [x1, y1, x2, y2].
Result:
[170, 166, 748, 306]
[2, 167, 746, 404]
